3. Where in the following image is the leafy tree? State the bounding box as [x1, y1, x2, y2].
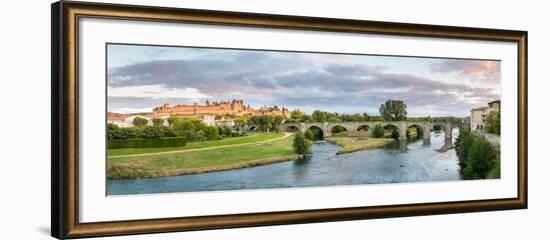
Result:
[327, 115, 342, 122]
[350, 113, 364, 122]
[167, 116, 179, 126]
[485, 111, 501, 134]
[368, 115, 384, 121]
[107, 123, 120, 140]
[132, 116, 149, 127]
[379, 99, 408, 121]
[292, 132, 311, 154]
[172, 118, 196, 135]
[248, 115, 283, 132]
[305, 130, 314, 141]
[182, 130, 199, 141]
[222, 125, 233, 136]
[215, 125, 232, 137]
[152, 118, 164, 126]
[464, 137, 497, 179]
[488, 154, 501, 179]
[455, 130, 475, 169]
[290, 109, 304, 119]
[233, 117, 247, 131]
[217, 126, 225, 136]
[300, 115, 312, 122]
[311, 110, 328, 122]
[372, 124, 385, 138]
[272, 115, 284, 132]
[203, 126, 220, 140]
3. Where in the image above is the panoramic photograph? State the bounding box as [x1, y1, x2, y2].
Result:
[106, 43, 501, 195]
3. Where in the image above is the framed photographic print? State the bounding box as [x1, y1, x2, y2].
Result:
[51, 1, 527, 239]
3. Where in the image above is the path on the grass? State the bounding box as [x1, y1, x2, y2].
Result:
[109, 132, 293, 159]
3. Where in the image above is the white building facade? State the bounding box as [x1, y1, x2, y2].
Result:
[470, 100, 500, 131]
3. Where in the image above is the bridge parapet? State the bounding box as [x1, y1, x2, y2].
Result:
[280, 120, 459, 148]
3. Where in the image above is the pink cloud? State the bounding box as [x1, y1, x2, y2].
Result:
[431, 59, 500, 84]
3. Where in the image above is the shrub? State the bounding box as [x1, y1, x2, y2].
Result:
[163, 127, 176, 137]
[107, 165, 146, 179]
[182, 130, 198, 141]
[292, 132, 311, 154]
[152, 118, 164, 126]
[136, 126, 165, 139]
[488, 154, 501, 179]
[204, 126, 221, 140]
[107, 137, 187, 149]
[107, 123, 119, 140]
[391, 128, 399, 139]
[305, 130, 314, 141]
[230, 132, 241, 137]
[416, 126, 424, 139]
[372, 124, 385, 138]
[464, 137, 497, 179]
[217, 125, 232, 137]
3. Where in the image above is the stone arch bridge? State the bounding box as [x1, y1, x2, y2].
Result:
[279, 121, 461, 149]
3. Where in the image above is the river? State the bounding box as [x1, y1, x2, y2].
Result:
[107, 129, 461, 195]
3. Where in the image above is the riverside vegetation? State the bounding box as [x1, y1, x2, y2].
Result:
[455, 130, 500, 179]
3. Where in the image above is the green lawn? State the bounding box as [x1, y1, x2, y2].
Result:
[108, 132, 284, 157]
[325, 137, 394, 154]
[107, 134, 299, 179]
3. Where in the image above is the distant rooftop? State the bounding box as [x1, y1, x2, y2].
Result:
[471, 106, 487, 112]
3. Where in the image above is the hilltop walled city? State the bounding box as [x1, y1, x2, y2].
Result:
[108, 99, 291, 128]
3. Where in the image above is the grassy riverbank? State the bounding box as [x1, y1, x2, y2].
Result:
[325, 137, 394, 154]
[108, 132, 284, 157]
[107, 133, 299, 179]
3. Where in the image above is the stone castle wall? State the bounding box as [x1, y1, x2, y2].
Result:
[153, 99, 290, 118]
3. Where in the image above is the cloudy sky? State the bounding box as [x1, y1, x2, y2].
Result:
[107, 44, 501, 117]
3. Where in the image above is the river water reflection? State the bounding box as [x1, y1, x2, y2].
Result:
[107, 129, 461, 195]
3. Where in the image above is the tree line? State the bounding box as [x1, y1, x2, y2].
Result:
[108, 116, 240, 142]
[284, 99, 447, 123]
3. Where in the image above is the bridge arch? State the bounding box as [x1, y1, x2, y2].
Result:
[356, 124, 370, 132]
[431, 122, 447, 133]
[355, 124, 370, 137]
[306, 125, 325, 140]
[405, 123, 425, 140]
[382, 123, 401, 139]
[329, 124, 349, 137]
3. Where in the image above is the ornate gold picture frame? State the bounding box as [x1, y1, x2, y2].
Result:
[51, 1, 527, 239]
